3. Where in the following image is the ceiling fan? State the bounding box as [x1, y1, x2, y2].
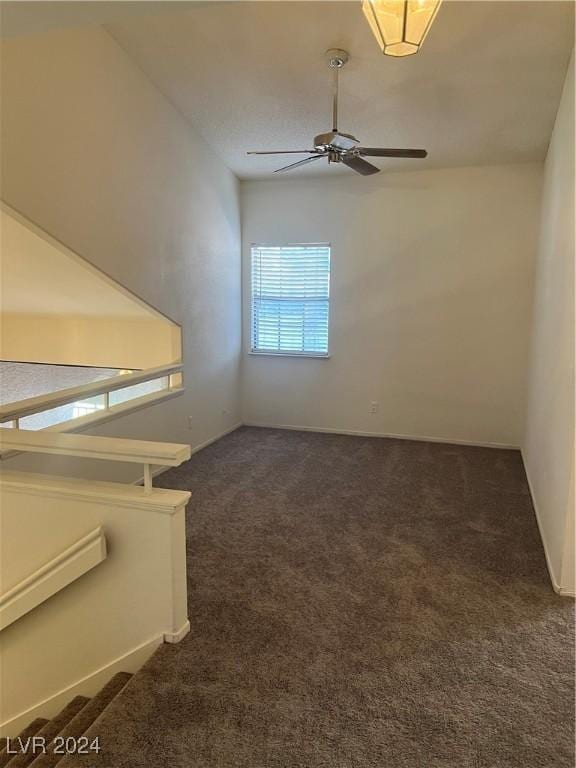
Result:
[247, 49, 428, 176]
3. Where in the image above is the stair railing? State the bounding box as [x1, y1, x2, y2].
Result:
[0, 429, 191, 492]
[0, 363, 183, 434]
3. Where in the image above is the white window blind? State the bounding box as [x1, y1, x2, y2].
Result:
[251, 244, 331, 356]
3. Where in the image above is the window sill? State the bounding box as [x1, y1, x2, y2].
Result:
[248, 352, 331, 359]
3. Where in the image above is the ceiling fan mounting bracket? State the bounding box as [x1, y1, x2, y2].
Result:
[325, 49, 349, 69]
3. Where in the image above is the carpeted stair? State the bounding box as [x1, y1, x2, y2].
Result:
[0, 674, 132, 768]
[0, 721, 48, 768]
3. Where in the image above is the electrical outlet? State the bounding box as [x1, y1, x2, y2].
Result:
[187, 416, 194, 430]
[370, 401, 379, 414]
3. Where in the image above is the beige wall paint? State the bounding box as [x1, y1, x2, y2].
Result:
[0, 25, 241, 479]
[241, 163, 542, 447]
[1, 204, 180, 369]
[1, 313, 180, 370]
[0, 205, 175, 319]
[523, 51, 575, 595]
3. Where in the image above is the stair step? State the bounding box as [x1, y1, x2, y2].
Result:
[28, 673, 133, 768]
[4, 697, 89, 768]
[0, 721, 49, 768]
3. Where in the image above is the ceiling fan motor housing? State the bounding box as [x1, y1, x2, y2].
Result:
[314, 131, 359, 152]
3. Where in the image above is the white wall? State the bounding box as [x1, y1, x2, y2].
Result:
[523, 51, 575, 596]
[241, 163, 542, 447]
[0, 470, 190, 735]
[0, 25, 242, 479]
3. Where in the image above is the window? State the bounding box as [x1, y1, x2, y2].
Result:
[250, 244, 331, 356]
[72, 397, 106, 419]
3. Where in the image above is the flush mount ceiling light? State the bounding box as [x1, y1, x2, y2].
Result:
[362, 0, 442, 57]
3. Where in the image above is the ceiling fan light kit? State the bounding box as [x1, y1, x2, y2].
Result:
[363, 0, 443, 57]
[247, 48, 428, 176]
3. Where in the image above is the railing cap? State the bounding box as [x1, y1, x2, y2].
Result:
[0, 363, 182, 423]
[0, 429, 191, 466]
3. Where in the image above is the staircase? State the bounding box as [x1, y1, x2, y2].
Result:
[0, 674, 132, 768]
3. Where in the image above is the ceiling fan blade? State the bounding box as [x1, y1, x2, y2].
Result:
[247, 150, 318, 155]
[341, 155, 380, 176]
[274, 155, 324, 174]
[357, 148, 428, 159]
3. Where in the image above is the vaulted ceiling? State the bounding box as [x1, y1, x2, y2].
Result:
[2, 1, 574, 179]
[106, 1, 574, 178]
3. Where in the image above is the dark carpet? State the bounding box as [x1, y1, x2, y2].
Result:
[60, 427, 575, 768]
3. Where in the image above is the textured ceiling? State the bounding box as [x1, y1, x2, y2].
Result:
[1, 2, 574, 179]
[104, 1, 574, 179]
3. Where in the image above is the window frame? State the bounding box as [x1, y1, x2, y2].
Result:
[249, 242, 332, 359]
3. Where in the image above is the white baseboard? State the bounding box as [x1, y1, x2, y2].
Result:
[164, 619, 190, 644]
[133, 422, 243, 487]
[188, 422, 243, 457]
[243, 422, 519, 450]
[521, 450, 574, 598]
[0, 635, 163, 738]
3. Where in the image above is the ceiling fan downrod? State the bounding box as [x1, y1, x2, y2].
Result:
[326, 48, 349, 133]
[246, 46, 427, 176]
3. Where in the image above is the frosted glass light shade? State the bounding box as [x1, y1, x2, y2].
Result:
[363, 0, 442, 57]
